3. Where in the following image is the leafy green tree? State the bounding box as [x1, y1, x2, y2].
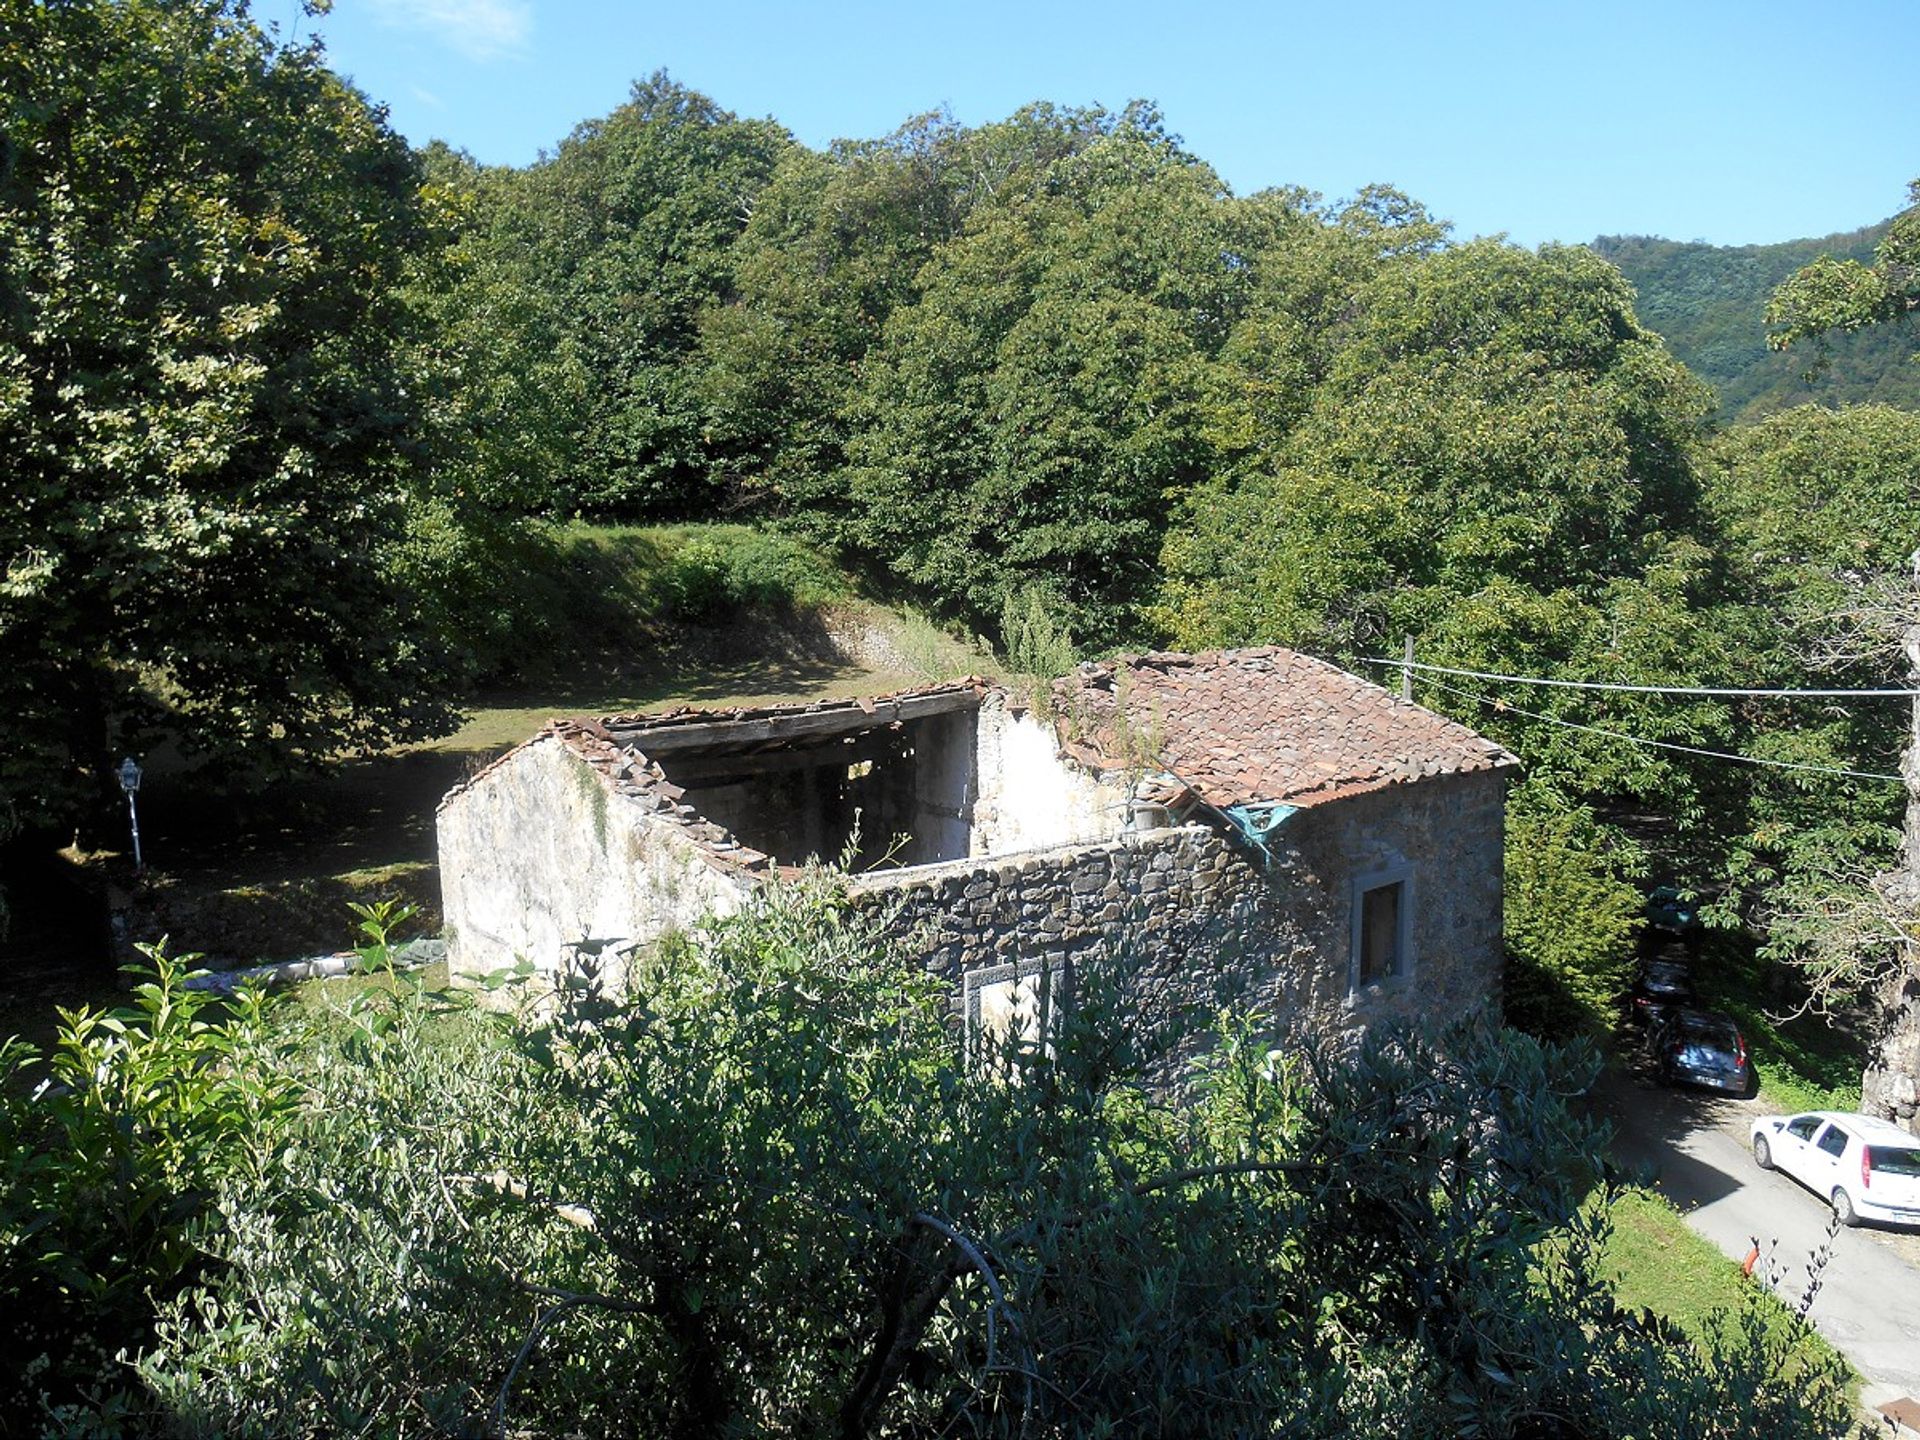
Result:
[836, 108, 1284, 640]
[0, 0, 458, 829]
[498, 72, 790, 516]
[700, 104, 1126, 522]
[1157, 240, 1744, 842]
[1768, 179, 1920, 354]
[1760, 184, 1920, 1122]
[1702, 406, 1920, 966]
[1502, 784, 1647, 1037]
[405, 143, 594, 517]
[698, 111, 973, 505]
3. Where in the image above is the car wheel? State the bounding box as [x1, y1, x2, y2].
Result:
[1832, 1188, 1861, 1228]
[1753, 1135, 1773, 1170]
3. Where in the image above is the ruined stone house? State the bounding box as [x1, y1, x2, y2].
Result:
[436, 648, 1518, 1040]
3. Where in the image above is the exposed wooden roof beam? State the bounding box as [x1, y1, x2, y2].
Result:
[607, 689, 979, 756]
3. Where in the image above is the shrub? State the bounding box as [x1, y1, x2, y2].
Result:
[0, 946, 293, 1427]
[1000, 583, 1077, 678]
[651, 524, 849, 618]
[106, 874, 1860, 1438]
[1504, 786, 1647, 1039]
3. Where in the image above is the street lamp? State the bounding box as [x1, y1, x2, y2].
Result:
[117, 756, 143, 870]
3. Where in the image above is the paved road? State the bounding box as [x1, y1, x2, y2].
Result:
[1599, 1061, 1920, 1412]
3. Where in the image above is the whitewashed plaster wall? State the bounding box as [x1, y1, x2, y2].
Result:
[970, 694, 1129, 857]
[438, 735, 751, 988]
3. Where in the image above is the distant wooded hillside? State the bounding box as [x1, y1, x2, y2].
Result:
[1592, 224, 1920, 419]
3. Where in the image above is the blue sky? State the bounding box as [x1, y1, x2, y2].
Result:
[298, 0, 1918, 248]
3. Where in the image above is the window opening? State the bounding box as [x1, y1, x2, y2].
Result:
[1351, 866, 1412, 990]
[965, 958, 1066, 1063]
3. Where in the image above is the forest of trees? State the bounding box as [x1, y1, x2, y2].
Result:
[1593, 223, 1920, 419]
[3, 1, 1920, 1431]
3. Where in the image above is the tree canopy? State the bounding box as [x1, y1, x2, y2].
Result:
[0, 0, 457, 827]
[1768, 179, 1920, 355]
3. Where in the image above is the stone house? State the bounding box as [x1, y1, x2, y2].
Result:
[436, 648, 1517, 1041]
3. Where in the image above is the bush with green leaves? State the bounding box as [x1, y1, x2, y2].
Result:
[52, 874, 1854, 1438]
[0, 945, 294, 1428]
[652, 524, 851, 620]
[1503, 785, 1649, 1039]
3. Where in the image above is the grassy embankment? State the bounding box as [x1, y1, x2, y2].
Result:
[1598, 1186, 1855, 1385]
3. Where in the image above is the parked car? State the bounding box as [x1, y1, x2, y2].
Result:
[1650, 1008, 1753, 1095]
[1750, 1111, 1920, 1227]
[1641, 884, 1705, 958]
[1628, 959, 1695, 1027]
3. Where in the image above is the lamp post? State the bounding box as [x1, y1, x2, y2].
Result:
[117, 756, 143, 871]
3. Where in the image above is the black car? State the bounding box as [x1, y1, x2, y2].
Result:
[1652, 1007, 1754, 1096]
[1629, 959, 1695, 1026]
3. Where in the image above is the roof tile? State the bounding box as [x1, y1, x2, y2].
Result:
[1051, 647, 1514, 809]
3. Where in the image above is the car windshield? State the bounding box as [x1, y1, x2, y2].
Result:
[1868, 1146, 1920, 1177]
[1679, 1020, 1737, 1048]
[1645, 965, 1690, 991]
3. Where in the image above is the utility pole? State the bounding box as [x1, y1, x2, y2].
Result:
[1862, 552, 1920, 1124]
[1401, 636, 1414, 703]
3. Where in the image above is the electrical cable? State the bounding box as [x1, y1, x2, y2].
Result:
[1414, 675, 1903, 784]
[1368, 657, 1920, 700]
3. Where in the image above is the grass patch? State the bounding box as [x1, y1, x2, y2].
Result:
[1602, 1187, 1762, 1334]
[1688, 931, 1863, 1112]
[131, 861, 443, 965]
[1598, 1186, 1855, 1383]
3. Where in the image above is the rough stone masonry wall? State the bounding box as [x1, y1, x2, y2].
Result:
[846, 766, 1507, 1046]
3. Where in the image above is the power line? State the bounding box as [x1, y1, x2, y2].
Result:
[1369, 657, 1920, 700]
[1416, 676, 1903, 784]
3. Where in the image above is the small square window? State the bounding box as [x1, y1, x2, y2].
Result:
[1350, 867, 1413, 991]
[964, 958, 1065, 1059]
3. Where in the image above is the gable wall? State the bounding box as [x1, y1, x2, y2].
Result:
[969, 692, 1130, 855]
[438, 736, 751, 986]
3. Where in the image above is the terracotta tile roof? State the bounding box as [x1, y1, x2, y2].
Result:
[1052, 647, 1515, 810]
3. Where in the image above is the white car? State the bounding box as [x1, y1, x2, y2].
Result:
[1750, 1110, 1920, 1228]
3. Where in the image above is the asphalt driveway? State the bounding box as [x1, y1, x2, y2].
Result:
[1599, 1060, 1920, 1411]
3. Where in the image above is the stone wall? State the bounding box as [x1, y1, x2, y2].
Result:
[849, 765, 1507, 1045]
[969, 693, 1130, 856]
[438, 734, 752, 986]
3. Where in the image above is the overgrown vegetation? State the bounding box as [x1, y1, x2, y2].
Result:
[1503, 786, 1647, 1038]
[0, 885, 1866, 1436]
